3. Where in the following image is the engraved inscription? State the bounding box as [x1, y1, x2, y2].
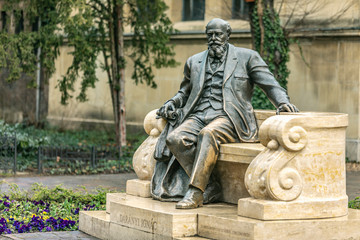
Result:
[118, 214, 157, 231]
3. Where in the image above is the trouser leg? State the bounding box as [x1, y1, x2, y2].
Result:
[190, 116, 238, 192]
[166, 117, 204, 176]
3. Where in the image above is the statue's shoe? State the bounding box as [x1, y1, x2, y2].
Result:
[175, 188, 204, 209]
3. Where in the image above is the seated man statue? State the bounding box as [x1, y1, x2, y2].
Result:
[153, 18, 298, 209]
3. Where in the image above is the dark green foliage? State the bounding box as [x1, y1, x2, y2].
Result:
[349, 197, 360, 209]
[129, 0, 179, 88]
[0, 0, 64, 84]
[0, 121, 146, 173]
[250, 1, 290, 110]
[0, 32, 38, 85]
[0, 0, 177, 102]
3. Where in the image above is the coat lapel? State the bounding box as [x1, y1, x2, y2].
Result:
[197, 50, 208, 92]
[223, 44, 238, 85]
[180, 50, 208, 122]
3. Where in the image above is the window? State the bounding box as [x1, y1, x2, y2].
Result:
[183, 0, 205, 21]
[1, 11, 6, 31]
[232, 0, 250, 20]
[15, 11, 24, 34]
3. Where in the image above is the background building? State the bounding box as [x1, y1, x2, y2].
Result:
[1, 0, 360, 161]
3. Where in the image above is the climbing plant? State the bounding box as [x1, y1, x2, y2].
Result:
[249, 0, 290, 110]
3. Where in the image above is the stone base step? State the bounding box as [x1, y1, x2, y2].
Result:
[108, 193, 235, 238]
[198, 208, 360, 240]
[79, 211, 110, 240]
[80, 193, 360, 240]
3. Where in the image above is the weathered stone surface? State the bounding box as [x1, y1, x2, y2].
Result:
[126, 179, 151, 198]
[198, 208, 360, 240]
[109, 223, 210, 240]
[106, 193, 125, 214]
[81, 194, 360, 240]
[109, 193, 198, 238]
[238, 196, 348, 220]
[133, 109, 166, 180]
[242, 112, 349, 220]
[215, 143, 264, 203]
[79, 211, 110, 240]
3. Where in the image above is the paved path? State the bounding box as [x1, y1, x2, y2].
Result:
[0, 171, 359, 239]
[346, 171, 360, 200]
[0, 173, 137, 193]
[0, 231, 99, 240]
[1, 172, 359, 200]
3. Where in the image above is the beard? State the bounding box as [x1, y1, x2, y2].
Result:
[208, 41, 227, 59]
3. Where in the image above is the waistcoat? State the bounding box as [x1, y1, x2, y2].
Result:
[193, 58, 225, 113]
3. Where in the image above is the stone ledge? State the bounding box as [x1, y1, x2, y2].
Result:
[79, 211, 110, 240]
[109, 223, 210, 240]
[238, 196, 349, 220]
[109, 193, 198, 238]
[219, 143, 264, 164]
[198, 209, 360, 240]
[106, 193, 126, 214]
[126, 179, 151, 198]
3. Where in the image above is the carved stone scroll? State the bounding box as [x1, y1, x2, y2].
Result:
[132, 109, 166, 180]
[245, 115, 308, 201]
[240, 112, 349, 220]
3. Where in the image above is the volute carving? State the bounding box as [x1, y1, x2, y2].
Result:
[245, 115, 308, 201]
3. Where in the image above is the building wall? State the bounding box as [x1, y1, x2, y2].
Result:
[46, 0, 360, 160]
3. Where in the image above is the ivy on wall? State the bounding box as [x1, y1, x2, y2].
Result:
[250, 0, 290, 110]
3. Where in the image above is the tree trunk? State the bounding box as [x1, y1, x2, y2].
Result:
[110, 1, 126, 148]
[108, 3, 121, 148]
[115, 2, 126, 147]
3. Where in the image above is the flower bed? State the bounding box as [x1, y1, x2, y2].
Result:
[0, 182, 114, 235]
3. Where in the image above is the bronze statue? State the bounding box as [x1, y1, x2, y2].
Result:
[152, 18, 298, 209]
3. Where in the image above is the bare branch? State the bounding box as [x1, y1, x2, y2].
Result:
[283, 0, 300, 29]
[277, 0, 285, 14]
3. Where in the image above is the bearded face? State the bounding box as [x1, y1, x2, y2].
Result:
[206, 29, 229, 59]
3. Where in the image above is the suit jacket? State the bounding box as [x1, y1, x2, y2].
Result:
[169, 44, 290, 142]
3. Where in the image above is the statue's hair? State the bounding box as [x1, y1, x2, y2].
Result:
[205, 18, 232, 37]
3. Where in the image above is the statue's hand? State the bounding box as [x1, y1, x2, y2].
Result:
[157, 100, 176, 119]
[276, 103, 299, 115]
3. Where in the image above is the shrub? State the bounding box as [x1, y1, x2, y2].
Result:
[0, 181, 114, 234]
[349, 197, 360, 209]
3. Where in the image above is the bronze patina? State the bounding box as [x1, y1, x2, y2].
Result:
[152, 18, 298, 209]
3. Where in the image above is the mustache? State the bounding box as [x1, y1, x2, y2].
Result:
[208, 40, 224, 46]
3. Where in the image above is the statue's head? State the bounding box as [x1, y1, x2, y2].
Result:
[205, 18, 232, 59]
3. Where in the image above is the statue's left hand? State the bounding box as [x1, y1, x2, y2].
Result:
[276, 103, 299, 115]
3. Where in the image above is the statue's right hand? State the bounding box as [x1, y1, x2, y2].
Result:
[157, 101, 176, 119]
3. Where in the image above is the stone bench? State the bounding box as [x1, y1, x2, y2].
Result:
[129, 110, 276, 204]
[129, 109, 349, 216]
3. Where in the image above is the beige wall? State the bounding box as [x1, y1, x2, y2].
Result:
[47, 0, 360, 160]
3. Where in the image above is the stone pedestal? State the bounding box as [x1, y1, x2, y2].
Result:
[80, 193, 360, 240]
[79, 111, 360, 240]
